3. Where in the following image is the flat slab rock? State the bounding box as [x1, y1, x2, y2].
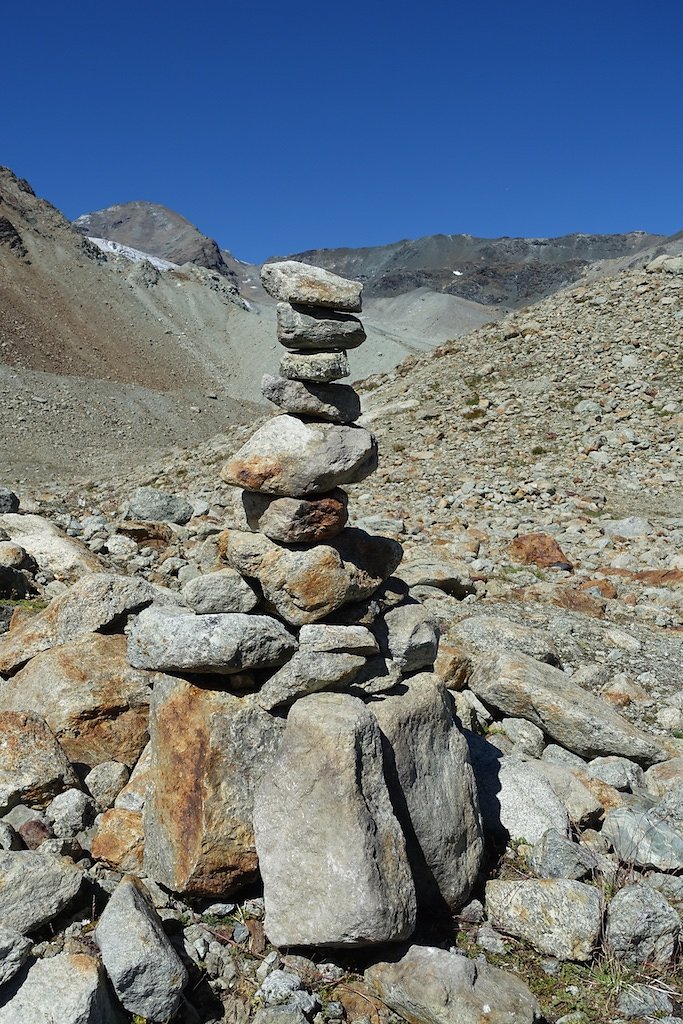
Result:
[256, 651, 367, 710]
[219, 528, 403, 626]
[127, 606, 296, 675]
[486, 878, 603, 961]
[0, 952, 119, 1024]
[0, 633, 153, 768]
[0, 572, 159, 675]
[144, 675, 285, 895]
[221, 415, 377, 497]
[366, 945, 541, 1024]
[277, 302, 366, 349]
[469, 650, 667, 765]
[95, 875, 188, 1021]
[254, 692, 416, 947]
[261, 261, 363, 312]
[261, 373, 361, 424]
[280, 349, 350, 383]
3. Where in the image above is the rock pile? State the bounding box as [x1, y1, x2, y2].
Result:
[0, 258, 682, 1022]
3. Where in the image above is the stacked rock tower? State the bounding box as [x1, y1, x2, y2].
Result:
[128, 260, 484, 950]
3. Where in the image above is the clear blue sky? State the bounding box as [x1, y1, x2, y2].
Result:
[3, 0, 682, 262]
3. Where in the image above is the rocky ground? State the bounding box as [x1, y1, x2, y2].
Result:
[0, 255, 681, 1023]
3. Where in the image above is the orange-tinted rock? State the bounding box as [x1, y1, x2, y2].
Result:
[0, 711, 77, 813]
[510, 533, 572, 569]
[92, 809, 144, 873]
[579, 578, 618, 600]
[434, 644, 470, 690]
[552, 588, 606, 618]
[143, 676, 284, 896]
[0, 634, 154, 768]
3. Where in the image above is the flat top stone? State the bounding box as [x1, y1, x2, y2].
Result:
[261, 261, 363, 312]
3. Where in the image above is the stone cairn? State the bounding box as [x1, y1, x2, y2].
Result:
[127, 260, 484, 948]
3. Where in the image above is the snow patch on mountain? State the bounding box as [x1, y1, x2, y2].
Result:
[87, 236, 179, 271]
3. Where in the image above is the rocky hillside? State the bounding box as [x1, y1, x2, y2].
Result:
[0, 256, 681, 1024]
[282, 231, 666, 306]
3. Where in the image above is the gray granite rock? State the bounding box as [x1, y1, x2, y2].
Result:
[256, 651, 366, 711]
[0, 850, 82, 931]
[280, 349, 350, 383]
[605, 882, 680, 966]
[254, 692, 416, 947]
[379, 604, 439, 673]
[298, 624, 378, 655]
[530, 829, 598, 880]
[0, 925, 32, 985]
[501, 717, 546, 758]
[277, 302, 366, 349]
[127, 485, 193, 524]
[602, 806, 683, 871]
[181, 567, 259, 614]
[261, 374, 361, 424]
[221, 415, 377, 497]
[261, 261, 362, 312]
[127, 606, 296, 674]
[0, 951, 120, 1024]
[370, 676, 484, 914]
[95, 875, 188, 1020]
[469, 651, 666, 765]
[0, 489, 19, 514]
[584, 755, 644, 792]
[46, 789, 97, 839]
[85, 761, 130, 811]
[486, 878, 602, 961]
[366, 945, 540, 1024]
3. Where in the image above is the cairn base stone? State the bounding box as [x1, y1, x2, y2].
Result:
[254, 692, 416, 947]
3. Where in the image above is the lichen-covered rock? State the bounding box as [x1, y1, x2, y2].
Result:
[486, 878, 602, 961]
[256, 651, 366, 711]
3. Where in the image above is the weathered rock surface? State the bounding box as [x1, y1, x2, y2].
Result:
[379, 604, 439, 673]
[602, 806, 683, 871]
[0, 850, 82, 931]
[0, 573, 158, 674]
[254, 692, 416, 947]
[469, 651, 666, 765]
[220, 528, 402, 625]
[0, 710, 77, 812]
[529, 828, 598, 880]
[126, 485, 193, 524]
[256, 651, 366, 711]
[114, 743, 151, 812]
[221, 416, 377, 497]
[95, 875, 188, 1020]
[370, 675, 484, 913]
[0, 490, 19, 515]
[181, 567, 259, 614]
[144, 675, 285, 895]
[605, 882, 680, 966]
[0, 925, 32, 985]
[366, 945, 541, 1024]
[261, 373, 361, 423]
[451, 614, 561, 666]
[277, 302, 366, 349]
[298, 623, 379, 655]
[0, 952, 120, 1024]
[280, 349, 350, 383]
[46, 788, 97, 838]
[239, 488, 349, 544]
[1, 634, 153, 768]
[91, 808, 144, 872]
[0, 512, 103, 581]
[486, 878, 602, 961]
[261, 261, 363, 312]
[531, 759, 605, 828]
[127, 606, 296, 674]
[84, 760, 129, 810]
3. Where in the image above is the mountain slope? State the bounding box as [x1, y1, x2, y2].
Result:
[280, 231, 665, 306]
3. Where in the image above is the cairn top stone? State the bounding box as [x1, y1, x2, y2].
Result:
[261, 260, 363, 312]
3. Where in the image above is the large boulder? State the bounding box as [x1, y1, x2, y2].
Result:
[370, 675, 483, 914]
[366, 945, 541, 1024]
[220, 528, 402, 626]
[0, 710, 78, 812]
[0, 573, 158, 675]
[469, 651, 667, 765]
[0, 634, 153, 768]
[254, 692, 416, 947]
[221, 416, 377, 497]
[261, 261, 363, 312]
[0, 512, 103, 582]
[95, 875, 188, 1021]
[0, 952, 121, 1024]
[602, 806, 683, 871]
[144, 675, 284, 895]
[127, 606, 296, 675]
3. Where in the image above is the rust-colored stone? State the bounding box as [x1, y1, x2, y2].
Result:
[91, 808, 144, 872]
[579, 578, 618, 599]
[510, 532, 572, 569]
